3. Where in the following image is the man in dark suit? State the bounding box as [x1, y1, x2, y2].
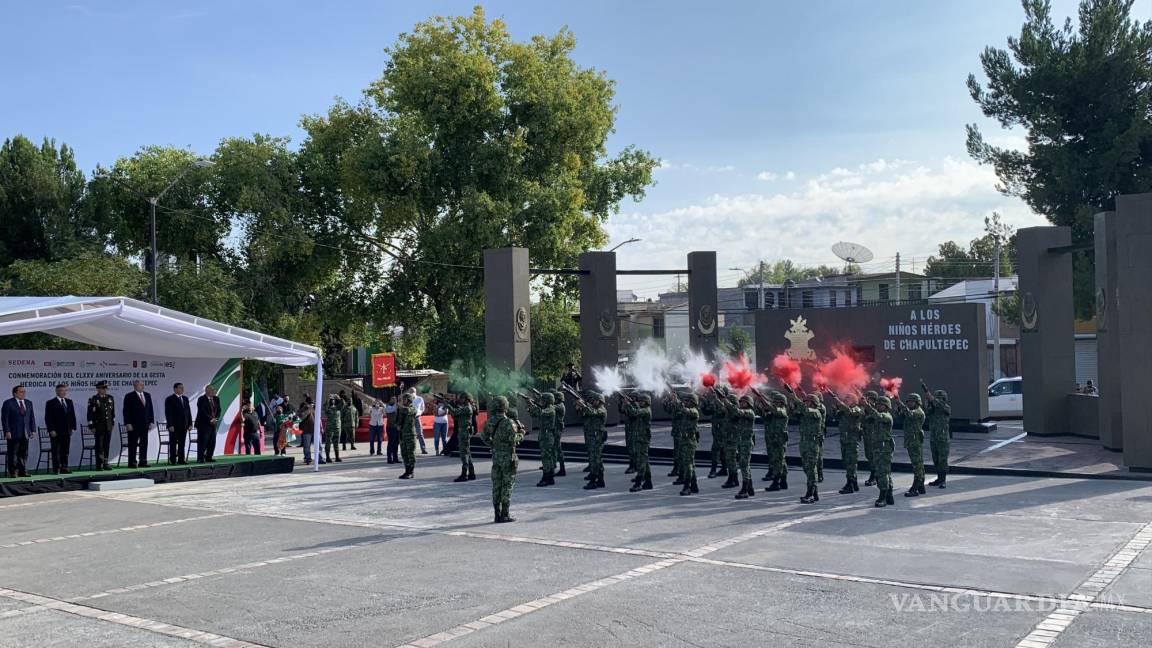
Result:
[164, 382, 193, 465]
[122, 379, 155, 469]
[2, 385, 36, 477]
[195, 384, 221, 463]
[44, 383, 77, 474]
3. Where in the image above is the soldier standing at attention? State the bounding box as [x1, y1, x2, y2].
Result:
[395, 393, 419, 479]
[861, 390, 879, 486]
[674, 393, 701, 495]
[87, 381, 116, 470]
[450, 393, 477, 482]
[577, 391, 607, 490]
[722, 392, 756, 500]
[551, 390, 567, 477]
[701, 390, 728, 479]
[323, 396, 342, 464]
[528, 392, 557, 487]
[788, 389, 824, 504]
[625, 393, 653, 492]
[480, 396, 524, 523]
[619, 392, 638, 475]
[892, 392, 927, 497]
[664, 392, 685, 485]
[756, 391, 790, 492]
[814, 396, 827, 483]
[340, 393, 357, 452]
[924, 387, 952, 489]
[829, 392, 863, 494]
[862, 395, 896, 508]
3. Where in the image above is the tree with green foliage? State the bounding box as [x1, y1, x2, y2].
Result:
[737, 260, 847, 287]
[531, 296, 580, 381]
[966, 0, 1152, 317]
[723, 327, 751, 358]
[0, 136, 92, 267]
[925, 213, 1016, 279]
[303, 7, 658, 367]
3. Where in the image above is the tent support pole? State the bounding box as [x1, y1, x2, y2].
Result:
[313, 358, 324, 472]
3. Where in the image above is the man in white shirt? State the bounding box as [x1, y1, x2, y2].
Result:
[433, 398, 450, 455]
[408, 388, 428, 454]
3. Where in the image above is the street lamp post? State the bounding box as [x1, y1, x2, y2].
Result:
[607, 237, 641, 252]
[147, 160, 213, 304]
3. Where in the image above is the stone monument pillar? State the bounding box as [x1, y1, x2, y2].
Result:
[1094, 211, 1123, 450]
[687, 251, 719, 360]
[579, 251, 619, 424]
[1113, 194, 1152, 470]
[483, 248, 532, 427]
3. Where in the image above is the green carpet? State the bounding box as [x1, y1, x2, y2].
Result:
[0, 454, 280, 483]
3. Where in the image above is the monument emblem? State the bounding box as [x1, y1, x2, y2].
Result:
[697, 304, 716, 336]
[514, 306, 530, 341]
[1095, 287, 1108, 332]
[598, 307, 616, 338]
[784, 315, 816, 361]
[1020, 290, 1039, 332]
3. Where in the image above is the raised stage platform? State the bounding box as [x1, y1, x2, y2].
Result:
[0, 454, 295, 498]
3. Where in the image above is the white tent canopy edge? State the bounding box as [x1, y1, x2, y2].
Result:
[0, 296, 325, 472]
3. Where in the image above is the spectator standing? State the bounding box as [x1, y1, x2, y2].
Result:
[385, 397, 400, 464]
[122, 380, 155, 469]
[433, 398, 450, 455]
[242, 402, 262, 455]
[298, 398, 316, 465]
[368, 400, 386, 456]
[44, 383, 77, 474]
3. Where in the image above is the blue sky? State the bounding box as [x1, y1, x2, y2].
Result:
[5, 1, 1141, 295]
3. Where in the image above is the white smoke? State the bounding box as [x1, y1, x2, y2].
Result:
[591, 365, 625, 395]
[628, 340, 672, 394]
[671, 349, 714, 390]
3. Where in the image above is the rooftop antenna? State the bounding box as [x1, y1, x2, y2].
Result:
[832, 241, 873, 274]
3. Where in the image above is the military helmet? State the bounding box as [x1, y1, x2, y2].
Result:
[738, 394, 754, 407]
[682, 392, 699, 405]
[552, 389, 564, 400]
[459, 392, 473, 403]
[489, 395, 509, 412]
[863, 390, 878, 401]
[768, 390, 786, 404]
[877, 396, 891, 409]
[584, 390, 603, 403]
[906, 393, 922, 406]
[934, 389, 949, 403]
[636, 393, 651, 406]
[540, 392, 554, 405]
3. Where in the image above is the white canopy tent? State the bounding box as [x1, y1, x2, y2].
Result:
[0, 296, 326, 471]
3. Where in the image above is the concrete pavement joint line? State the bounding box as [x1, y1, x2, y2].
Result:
[0, 497, 76, 510]
[0, 514, 230, 550]
[1013, 520, 1152, 648]
[65, 539, 388, 603]
[0, 587, 272, 647]
[393, 507, 849, 648]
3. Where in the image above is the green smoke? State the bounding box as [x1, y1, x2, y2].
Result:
[448, 360, 532, 403]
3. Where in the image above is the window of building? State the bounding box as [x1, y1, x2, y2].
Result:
[856, 285, 863, 305]
[765, 292, 775, 308]
[652, 316, 665, 338]
[909, 283, 922, 302]
[744, 290, 759, 310]
[802, 291, 814, 308]
[879, 283, 889, 301]
[830, 291, 838, 307]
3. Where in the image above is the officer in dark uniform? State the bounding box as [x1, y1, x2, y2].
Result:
[87, 381, 116, 470]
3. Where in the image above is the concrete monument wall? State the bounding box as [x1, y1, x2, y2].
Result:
[1114, 194, 1152, 470]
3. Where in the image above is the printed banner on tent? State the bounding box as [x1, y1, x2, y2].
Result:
[0, 350, 242, 465]
[371, 352, 396, 388]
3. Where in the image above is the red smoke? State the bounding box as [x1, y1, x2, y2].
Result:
[816, 348, 870, 397]
[722, 354, 760, 393]
[880, 377, 903, 398]
[811, 372, 829, 391]
[771, 354, 802, 388]
[701, 373, 717, 388]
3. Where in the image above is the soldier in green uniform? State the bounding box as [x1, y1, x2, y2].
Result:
[892, 392, 927, 497]
[340, 394, 357, 451]
[664, 392, 686, 485]
[756, 391, 790, 492]
[625, 393, 653, 492]
[789, 390, 825, 504]
[701, 390, 729, 479]
[86, 381, 116, 470]
[619, 392, 638, 475]
[924, 387, 951, 488]
[577, 391, 607, 490]
[862, 395, 896, 507]
[829, 393, 864, 494]
[323, 396, 343, 463]
[861, 390, 879, 486]
[720, 388, 740, 489]
[814, 396, 827, 483]
[528, 392, 558, 487]
[551, 390, 567, 477]
[450, 393, 477, 482]
[480, 396, 525, 523]
[395, 393, 419, 479]
[675, 393, 701, 495]
[722, 393, 757, 500]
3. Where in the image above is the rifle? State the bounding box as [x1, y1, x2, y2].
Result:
[560, 383, 587, 409]
[529, 387, 544, 398]
[516, 392, 539, 407]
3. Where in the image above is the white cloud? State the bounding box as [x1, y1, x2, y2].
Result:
[756, 171, 777, 181]
[608, 157, 1047, 295]
[784, 171, 796, 181]
[658, 161, 737, 174]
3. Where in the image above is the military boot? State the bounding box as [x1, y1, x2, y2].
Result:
[904, 480, 920, 497]
[937, 475, 947, 489]
[817, 466, 824, 483]
[399, 470, 412, 480]
[467, 463, 476, 481]
[927, 475, 941, 486]
[690, 476, 700, 493]
[642, 474, 653, 490]
[763, 471, 773, 482]
[865, 473, 876, 487]
[917, 480, 927, 495]
[765, 477, 781, 492]
[680, 481, 693, 496]
[583, 476, 598, 490]
[625, 463, 636, 475]
[454, 466, 469, 483]
[494, 503, 502, 523]
[800, 486, 817, 504]
[673, 475, 686, 485]
[629, 481, 644, 492]
[501, 502, 516, 523]
[885, 489, 895, 506]
[583, 464, 591, 473]
[537, 472, 550, 487]
[596, 474, 605, 488]
[735, 480, 750, 500]
[707, 462, 718, 478]
[779, 474, 788, 490]
[722, 473, 739, 489]
[851, 477, 860, 492]
[839, 478, 855, 495]
[557, 461, 567, 477]
[745, 480, 756, 497]
[874, 491, 887, 508]
[667, 467, 679, 478]
[333, 446, 341, 462]
[717, 466, 729, 477]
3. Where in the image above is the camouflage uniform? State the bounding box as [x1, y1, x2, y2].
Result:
[834, 400, 864, 493]
[395, 397, 419, 478]
[815, 398, 827, 483]
[893, 394, 927, 496]
[724, 395, 757, 499]
[480, 396, 524, 523]
[625, 395, 653, 492]
[701, 394, 729, 478]
[926, 390, 952, 488]
[677, 395, 701, 494]
[665, 393, 686, 483]
[861, 390, 879, 486]
[340, 397, 356, 450]
[529, 393, 558, 487]
[551, 390, 567, 476]
[620, 396, 638, 474]
[86, 391, 116, 470]
[323, 400, 342, 463]
[863, 397, 896, 507]
[578, 393, 607, 490]
[793, 395, 825, 503]
[450, 396, 476, 482]
[757, 393, 790, 492]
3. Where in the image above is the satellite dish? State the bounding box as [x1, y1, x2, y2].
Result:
[832, 241, 874, 265]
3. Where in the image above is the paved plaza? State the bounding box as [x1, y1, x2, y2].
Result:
[1, 450, 1150, 647]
